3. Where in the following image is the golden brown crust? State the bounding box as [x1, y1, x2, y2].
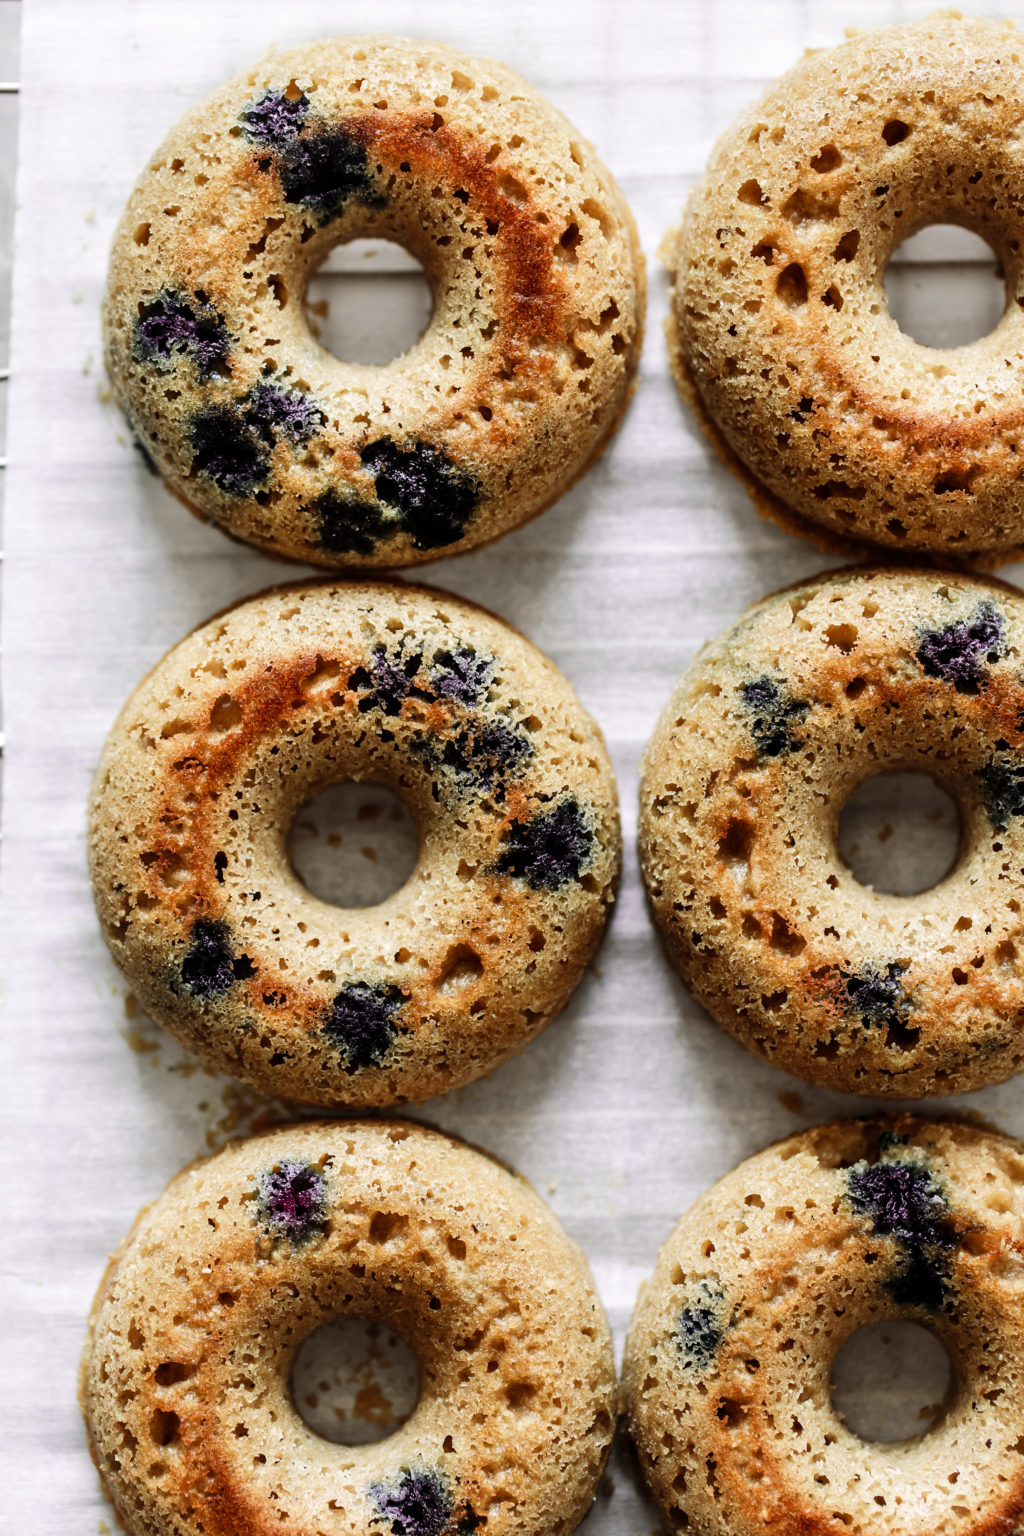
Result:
[669, 15, 1024, 560]
[624, 1115, 1024, 1536]
[81, 1120, 616, 1536]
[105, 35, 645, 566]
[639, 566, 1024, 1097]
[88, 579, 621, 1107]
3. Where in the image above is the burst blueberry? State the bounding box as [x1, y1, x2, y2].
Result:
[279, 123, 382, 224]
[847, 1154, 953, 1309]
[247, 381, 321, 443]
[841, 961, 912, 1032]
[324, 982, 408, 1070]
[180, 918, 255, 998]
[255, 1159, 327, 1244]
[739, 676, 809, 758]
[311, 489, 390, 556]
[495, 799, 593, 890]
[190, 405, 271, 496]
[190, 383, 321, 497]
[350, 647, 429, 716]
[134, 289, 230, 379]
[432, 647, 491, 704]
[676, 1277, 726, 1372]
[369, 1468, 451, 1536]
[438, 718, 531, 796]
[240, 89, 310, 146]
[917, 604, 1003, 693]
[361, 439, 480, 551]
[977, 744, 1024, 831]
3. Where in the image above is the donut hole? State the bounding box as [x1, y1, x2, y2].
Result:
[885, 224, 1005, 348]
[304, 238, 433, 365]
[837, 770, 961, 896]
[831, 1321, 953, 1442]
[290, 1317, 420, 1445]
[289, 783, 419, 907]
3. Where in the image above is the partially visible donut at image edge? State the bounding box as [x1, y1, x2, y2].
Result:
[88, 579, 620, 1107]
[665, 14, 1024, 560]
[80, 1119, 616, 1536]
[105, 35, 645, 566]
[640, 565, 1024, 1098]
[623, 1114, 1024, 1536]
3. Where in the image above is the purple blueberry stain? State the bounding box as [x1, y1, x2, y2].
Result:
[739, 676, 809, 758]
[431, 648, 492, 705]
[435, 718, 532, 797]
[495, 799, 594, 890]
[255, 1159, 328, 1244]
[180, 918, 256, 998]
[247, 381, 322, 443]
[240, 89, 310, 147]
[310, 490, 389, 556]
[278, 123, 382, 225]
[676, 1276, 726, 1372]
[977, 742, 1024, 831]
[361, 439, 480, 551]
[134, 289, 231, 379]
[324, 982, 408, 1071]
[847, 1149, 953, 1310]
[350, 647, 430, 716]
[917, 604, 1004, 694]
[189, 383, 321, 497]
[370, 1468, 452, 1536]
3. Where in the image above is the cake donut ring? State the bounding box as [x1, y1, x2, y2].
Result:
[624, 1114, 1024, 1536]
[81, 1119, 616, 1536]
[640, 566, 1024, 1097]
[105, 35, 644, 566]
[666, 14, 1024, 561]
[88, 580, 620, 1106]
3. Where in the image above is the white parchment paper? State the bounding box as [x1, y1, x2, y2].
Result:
[5, 1, 1024, 1529]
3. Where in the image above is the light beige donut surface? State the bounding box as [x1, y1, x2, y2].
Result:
[81, 1119, 616, 1536]
[624, 1114, 1024, 1536]
[88, 580, 620, 1107]
[667, 15, 1024, 560]
[640, 566, 1024, 1097]
[105, 35, 644, 566]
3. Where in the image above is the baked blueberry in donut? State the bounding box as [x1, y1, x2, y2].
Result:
[255, 1159, 327, 1244]
[104, 36, 644, 566]
[664, 15, 1024, 559]
[640, 566, 1024, 1096]
[89, 581, 619, 1107]
[624, 1115, 1024, 1536]
[134, 289, 230, 378]
[324, 981, 408, 1071]
[495, 799, 593, 890]
[369, 1468, 451, 1536]
[676, 1277, 726, 1372]
[240, 88, 309, 147]
[81, 1121, 616, 1536]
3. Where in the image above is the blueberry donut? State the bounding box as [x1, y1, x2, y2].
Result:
[640, 566, 1024, 1097]
[88, 580, 619, 1106]
[666, 15, 1024, 560]
[105, 35, 644, 566]
[81, 1119, 615, 1536]
[624, 1115, 1024, 1536]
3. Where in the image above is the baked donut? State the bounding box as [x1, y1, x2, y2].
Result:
[88, 579, 619, 1106]
[81, 1118, 616, 1536]
[640, 565, 1024, 1097]
[624, 1114, 1024, 1536]
[105, 35, 644, 566]
[666, 14, 1024, 560]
